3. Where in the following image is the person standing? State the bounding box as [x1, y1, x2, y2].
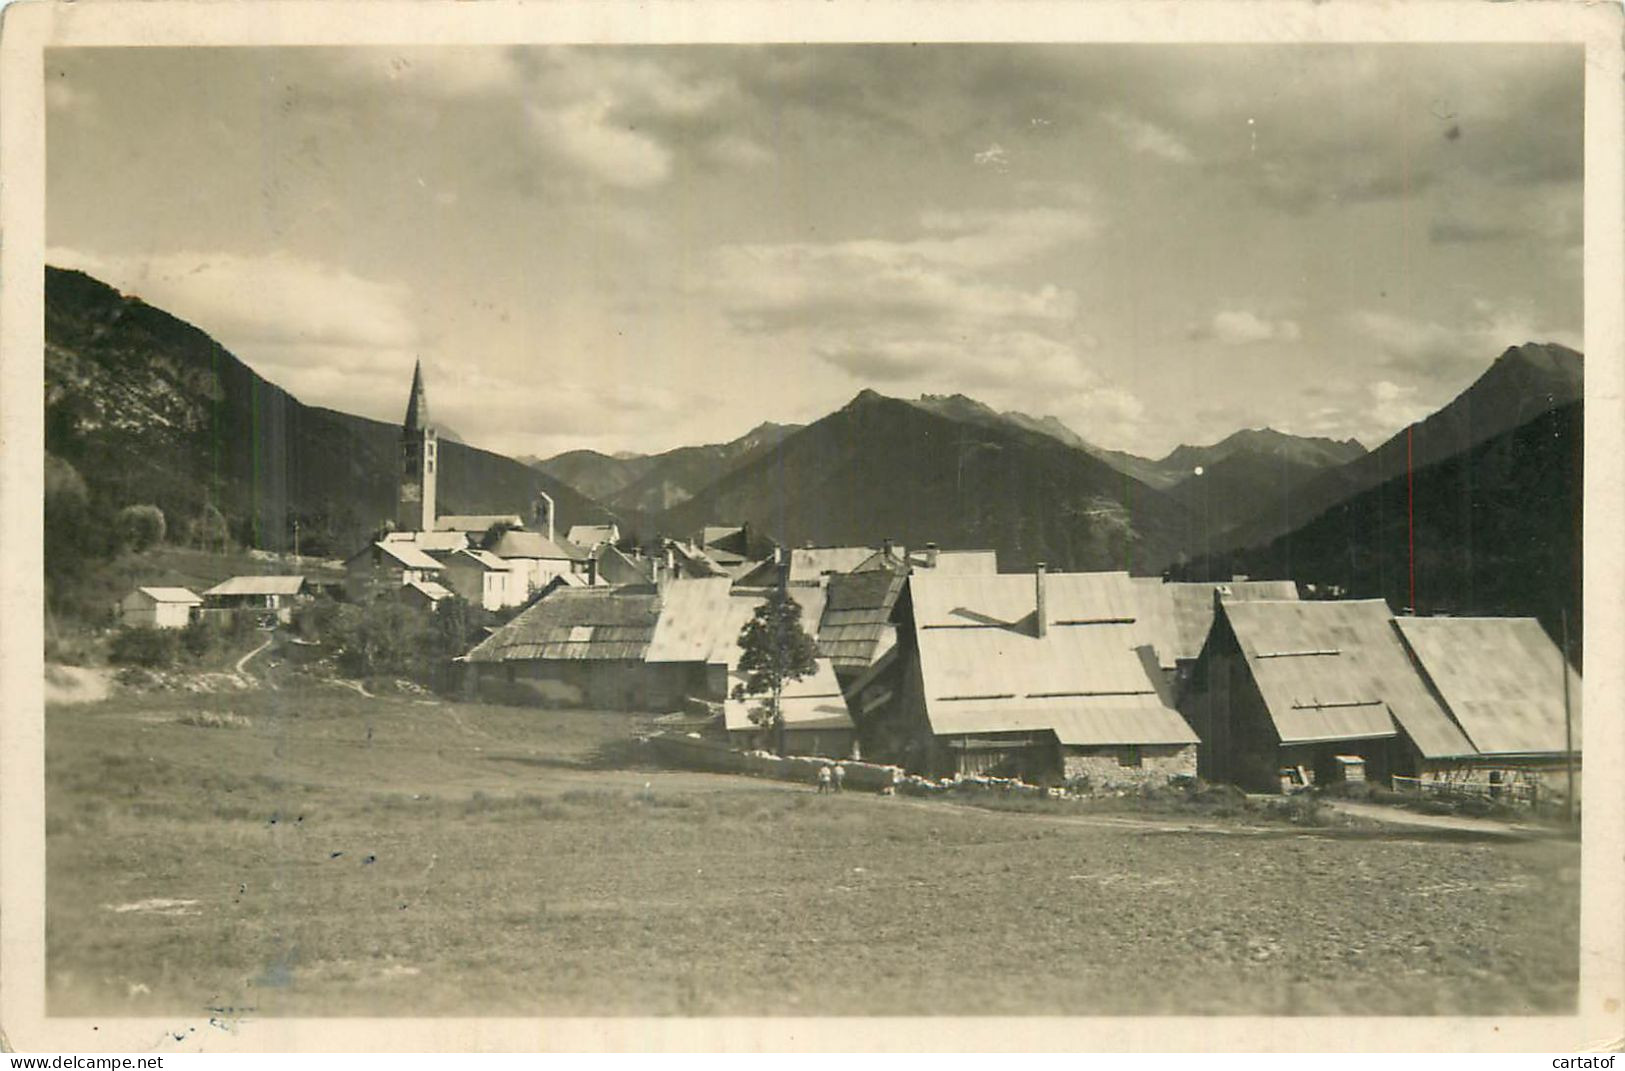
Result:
[833, 763, 847, 794]
[816, 764, 832, 794]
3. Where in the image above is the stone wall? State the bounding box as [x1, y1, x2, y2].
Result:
[1062, 744, 1197, 790]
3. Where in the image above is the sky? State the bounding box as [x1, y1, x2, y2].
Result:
[46, 44, 1583, 460]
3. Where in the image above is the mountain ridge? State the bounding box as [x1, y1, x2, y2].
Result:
[44, 266, 610, 556]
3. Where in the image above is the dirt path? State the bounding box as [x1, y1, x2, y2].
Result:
[233, 636, 273, 679]
[1323, 799, 1555, 839]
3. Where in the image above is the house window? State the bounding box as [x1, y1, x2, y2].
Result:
[1118, 746, 1142, 768]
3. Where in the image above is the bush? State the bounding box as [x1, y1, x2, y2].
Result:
[109, 627, 181, 668]
[328, 599, 431, 678]
[180, 618, 216, 659]
[115, 504, 167, 552]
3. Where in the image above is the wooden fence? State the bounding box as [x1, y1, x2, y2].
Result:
[1391, 775, 1538, 806]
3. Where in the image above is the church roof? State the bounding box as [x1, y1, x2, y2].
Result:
[403, 359, 429, 430]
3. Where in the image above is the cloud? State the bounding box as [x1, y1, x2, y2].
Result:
[706, 134, 773, 169]
[716, 207, 1093, 337]
[48, 246, 421, 399]
[1103, 110, 1193, 164]
[1191, 310, 1302, 346]
[1348, 306, 1580, 382]
[708, 203, 1140, 439]
[527, 101, 672, 189]
[1367, 379, 1433, 430]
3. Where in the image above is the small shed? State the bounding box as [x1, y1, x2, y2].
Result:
[400, 577, 455, 610]
[115, 587, 202, 629]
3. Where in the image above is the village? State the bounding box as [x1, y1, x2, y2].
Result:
[110, 360, 1584, 813]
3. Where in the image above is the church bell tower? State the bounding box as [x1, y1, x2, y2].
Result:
[397, 359, 437, 533]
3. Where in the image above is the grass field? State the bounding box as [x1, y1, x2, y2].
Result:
[46, 681, 1580, 1017]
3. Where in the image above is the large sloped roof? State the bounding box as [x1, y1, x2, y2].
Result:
[645, 577, 734, 663]
[465, 587, 661, 663]
[1393, 616, 1581, 755]
[908, 571, 1196, 747]
[1130, 579, 1182, 671]
[914, 549, 1000, 574]
[565, 524, 619, 546]
[816, 568, 907, 670]
[595, 545, 654, 586]
[1167, 580, 1300, 663]
[1220, 599, 1474, 756]
[384, 530, 469, 552]
[445, 548, 513, 572]
[487, 530, 577, 561]
[204, 575, 308, 597]
[358, 541, 445, 571]
[789, 545, 882, 584]
[716, 587, 828, 669]
[724, 659, 853, 733]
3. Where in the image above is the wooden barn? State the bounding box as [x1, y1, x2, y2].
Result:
[114, 586, 201, 629]
[1391, 616, 1581, 799]
[462, 577, 734, 711]
[862, 568, 1198, 787]
[1183, 598, 1478, 792]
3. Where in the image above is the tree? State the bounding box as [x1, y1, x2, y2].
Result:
[480, 521, 517, 550]
[116, 504, 167, 552]
[189, 504, 232, 553]
[731, 587, 819, 756]
[429, 595, 483, 658]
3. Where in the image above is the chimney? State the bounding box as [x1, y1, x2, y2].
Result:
[586, 556, 599, 587]
[881, 537, 894, 560]
[1035, 562, 1048, 639]
[924, 542, 940, 569]
[532, 491, 555, 544]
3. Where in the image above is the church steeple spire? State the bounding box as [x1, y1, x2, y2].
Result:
[396, 359, 437, 532]
[403, 358, 429, 431]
